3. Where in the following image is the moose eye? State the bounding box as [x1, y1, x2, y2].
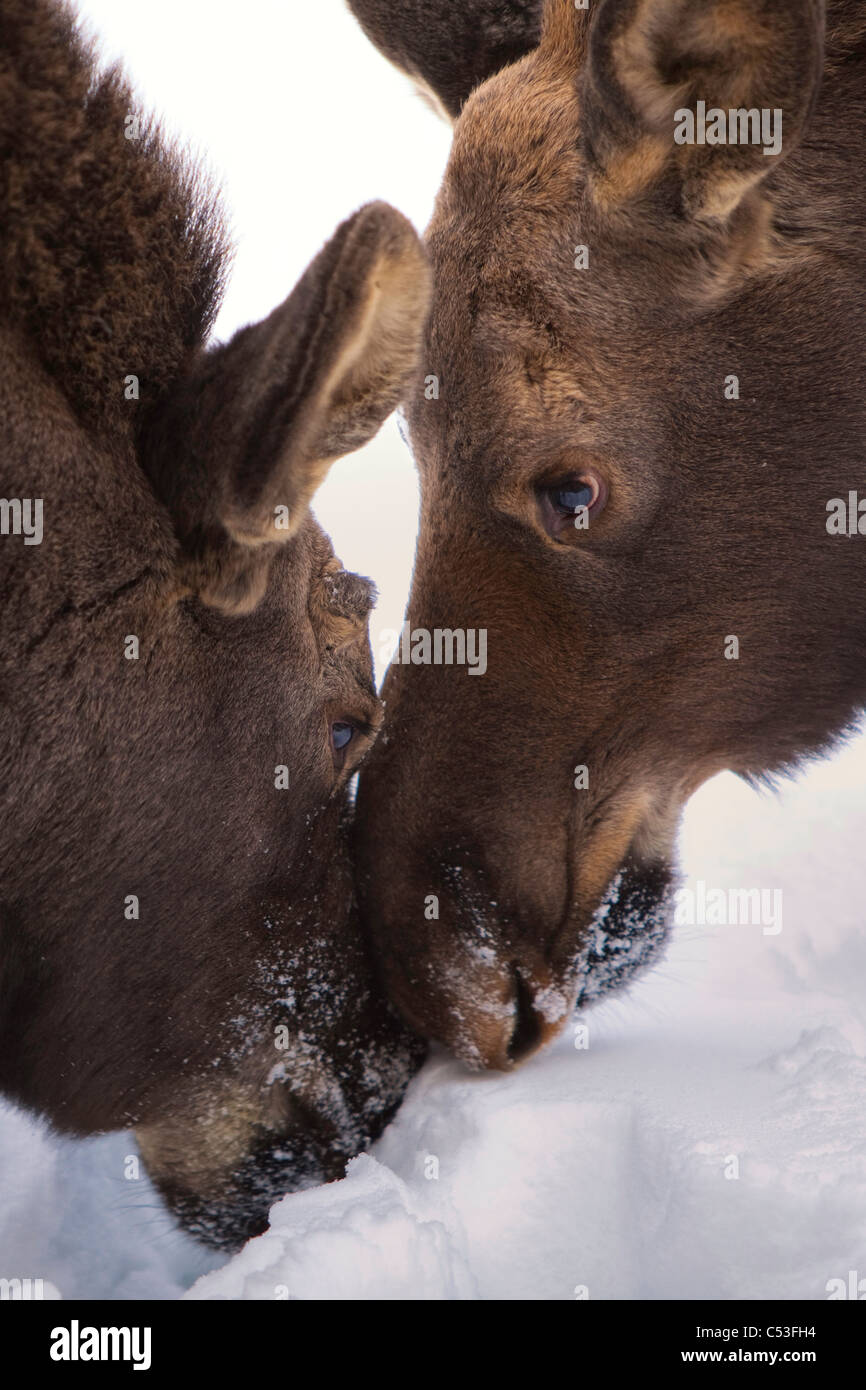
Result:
[331, 722, 354, 753]
[327, 710, 380, 778]
[553, 480, 596, 512]
[537, 472, 607, 541]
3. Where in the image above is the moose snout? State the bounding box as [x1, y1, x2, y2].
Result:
[439, 965, 572, 1071]
[354, 677, 584, 1069]
[356, 847, 576, 1070]
[381, 949, 572, 1072]
[505, 969, 567, 1066]
[447, 960, 576, 1071]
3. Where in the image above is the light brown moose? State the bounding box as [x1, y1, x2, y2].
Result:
[0, 0, 430, 1248]
[350, 0, 866, 1068]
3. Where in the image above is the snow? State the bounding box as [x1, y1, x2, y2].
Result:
[3, 732, 864, 1300]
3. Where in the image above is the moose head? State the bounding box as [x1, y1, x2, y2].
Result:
[0, 0, 430, 1248]
[351, 0, 866, 1068]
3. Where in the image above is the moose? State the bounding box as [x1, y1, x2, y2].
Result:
[0, 0, 430, 1249]
[350, 0, 866, 1069]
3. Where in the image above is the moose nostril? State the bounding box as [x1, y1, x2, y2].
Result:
[507, 971, 543, 1065]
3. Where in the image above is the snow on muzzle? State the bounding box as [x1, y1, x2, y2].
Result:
[359, 837, 678, 1072]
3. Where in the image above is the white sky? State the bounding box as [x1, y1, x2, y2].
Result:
[77, 0, 451, 670]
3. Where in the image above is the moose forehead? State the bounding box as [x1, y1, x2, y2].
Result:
[411, 233, 661, 490]
[413, 107, 803, 487]
[441, 25, 585, 214]
[411, 73, 699, 467]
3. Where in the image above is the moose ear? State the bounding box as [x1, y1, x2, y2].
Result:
[578, 0, 825, 221]
[347, 0, 544, 119]
[145, 202, 430, 613]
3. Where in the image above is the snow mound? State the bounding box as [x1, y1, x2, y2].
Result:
[187, 1154, 476, 1300]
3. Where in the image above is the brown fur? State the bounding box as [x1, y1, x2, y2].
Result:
[351, 0, 866, 1068]
[347, 0, 544, 118]
[0, 0, 430, 1248]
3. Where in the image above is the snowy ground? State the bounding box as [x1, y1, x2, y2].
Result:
[2, 729, 864, 1300]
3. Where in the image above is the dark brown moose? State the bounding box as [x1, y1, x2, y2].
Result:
[351, 0, 866, 1069]
[0, 0, 430, 1249]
